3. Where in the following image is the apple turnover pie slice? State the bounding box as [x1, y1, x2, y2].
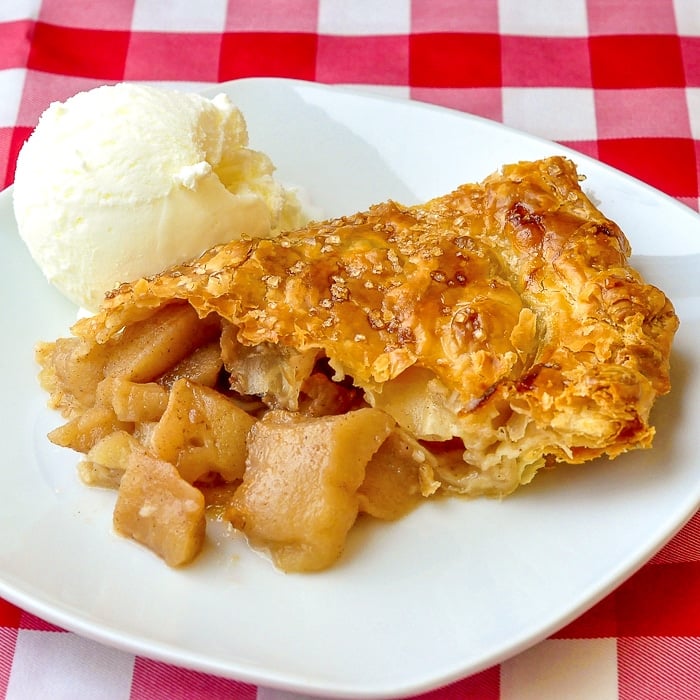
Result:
[36, 156, 678, 571]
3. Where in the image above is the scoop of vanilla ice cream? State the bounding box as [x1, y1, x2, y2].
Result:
[13, 83, 307, 311]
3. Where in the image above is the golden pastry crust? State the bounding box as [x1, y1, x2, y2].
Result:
[43, 156, 679, 497]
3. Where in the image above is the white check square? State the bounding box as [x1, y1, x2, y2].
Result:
[0, 1, 37, 21]
[498, 0, 589, 36]
[502, 87, 597, 142]
[131, 0, 228, 32]
[674, 0, 700, 36]
[318, 0, 410, 35]
[500, 638, 619, 700]
[0, 69, 25, 128]
[5, 630, 135, 700]
[686, 88, 700, 139]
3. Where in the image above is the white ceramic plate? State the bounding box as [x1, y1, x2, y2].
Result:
[1, 78, 699, 699]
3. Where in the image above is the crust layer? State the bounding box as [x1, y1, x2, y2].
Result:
[44, 156, 679, 496]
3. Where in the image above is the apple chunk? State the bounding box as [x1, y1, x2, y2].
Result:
[227, 407, 394, 572]
[150, 378, 255, 484]
[113, 450, 206, 567]
[358, 428, 440, 520]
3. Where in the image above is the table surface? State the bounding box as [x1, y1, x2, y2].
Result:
[1, 2, 699, 699]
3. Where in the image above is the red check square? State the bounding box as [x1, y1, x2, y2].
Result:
[651, 511, 700, 565]
[125, 33, 221, 81]
[589, 35, 686, 88]
[15, 71, 107, 128]
[0, 598, 21, 628]
[501, 36, 591, 87]
[614, 561, 700, 636]
[219, 32, 317, 82]
[597, 137, 698, 199]
[38, 0, 135, 30]
[0, 628, 18, 699]
[0, 127, 11, 189]
[586, 0, 678, 35]
[130, 658, 258, 700]
[618, 637, 700, 700]
[0, 20, 32, 70]
[410, 87, 503, 122]
[559, 140, 600, 161]
[409, 33, 501, 88]
[225, 0, 319, 32]
[551, 592, 619, 639]
[316, 35, 408, 84]
[18, 611, 64, 632]
[682, 37, 700, 88]
[415, 666, 500, 699]
[694, 140, 700, 211]
[411, 0, 498, 33]
[595, 88, 692, 139]
[27, 23, 130, 80]
[2, 126, 31, 189]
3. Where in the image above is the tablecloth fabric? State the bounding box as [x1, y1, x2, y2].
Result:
[1, 1, 699, 698]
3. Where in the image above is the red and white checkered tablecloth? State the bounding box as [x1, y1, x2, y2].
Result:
[1, 1, 699, 699]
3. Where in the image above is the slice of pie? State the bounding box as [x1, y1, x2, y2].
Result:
[36, 156, 679, 571]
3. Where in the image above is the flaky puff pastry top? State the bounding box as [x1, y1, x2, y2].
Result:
[70, 156, 679, 495]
